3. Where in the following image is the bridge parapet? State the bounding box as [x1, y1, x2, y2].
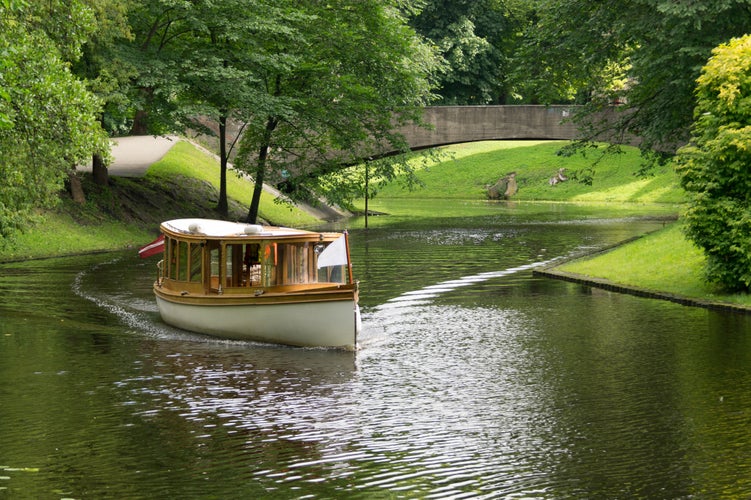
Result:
[398, 105, 582, 151]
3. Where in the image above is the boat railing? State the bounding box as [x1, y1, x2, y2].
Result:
[156, 259, 164, 286]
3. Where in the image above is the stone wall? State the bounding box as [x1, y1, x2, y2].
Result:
[398, 105, 582, 150]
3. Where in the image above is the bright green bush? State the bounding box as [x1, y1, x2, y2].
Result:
[675, 34, 751, 291]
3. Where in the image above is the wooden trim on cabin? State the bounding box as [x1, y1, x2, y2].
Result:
[154, 281, 357, 307]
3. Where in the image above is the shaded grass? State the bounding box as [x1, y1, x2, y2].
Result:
[0, 212, 152, 261]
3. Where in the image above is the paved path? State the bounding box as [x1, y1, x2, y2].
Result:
[107, 135, 179, 176]
[76, 135, 179, 176]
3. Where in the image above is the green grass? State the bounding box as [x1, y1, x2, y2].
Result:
[146, 141, 318, 227]
[371, 140, 684, 204]
[0, 140, 318, 262]
[0, 213, 152, 261]
[363, 140, 751, 308]
[3, 136, 749, 309]
[558, 222, 751, 306]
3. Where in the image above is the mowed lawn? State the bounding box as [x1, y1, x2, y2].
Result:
[372, 140, 684, 204]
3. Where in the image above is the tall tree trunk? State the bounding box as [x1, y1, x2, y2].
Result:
[92, 152, 108, 186]
[68, 168, 86, 204]
[131, 109, 149, 135]
[216, 112, 229, 217]
[246, 151, 266, 224]
[246, 116, 278, 224]
[131, 88, 153, 135]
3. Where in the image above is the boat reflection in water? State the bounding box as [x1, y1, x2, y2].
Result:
[147, 218, 361, 349]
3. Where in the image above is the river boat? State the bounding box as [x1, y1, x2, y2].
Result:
[149, 218, 361, 349]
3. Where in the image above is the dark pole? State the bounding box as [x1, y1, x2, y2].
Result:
[364, 162, 369, 230]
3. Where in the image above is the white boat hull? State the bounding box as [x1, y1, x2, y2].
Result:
[156, 295, 360, 349]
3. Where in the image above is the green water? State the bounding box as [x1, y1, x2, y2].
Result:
[2, 201, 750, 498]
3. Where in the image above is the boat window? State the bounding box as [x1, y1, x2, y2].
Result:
[282, 242, 312, 284]
[211, 241, 347, 287]
[318, 265, 345, 284]
[177, 241, 189, 281]
[261, 243, 277, 287]
[166, 239, 203, 283]
[227, 244, 242, 287]
[166, 238, 176, 280]
[223, 243, 262, 287]
[189, 243, 202, 283]
[208, 243, 221, 291]
[315, 239, 348, 284]
[244, 244, 261, 286]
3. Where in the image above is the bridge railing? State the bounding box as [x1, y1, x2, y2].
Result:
[397, 105, 583, 151]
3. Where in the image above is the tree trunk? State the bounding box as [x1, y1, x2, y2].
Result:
[131, 87, 153, 135]
[68, 169, 86, 204]
[216, 113, 229, 217]
[92, 152, 108, 186]
[246, 116, 278, 224]
[131, 109, 149, 135]
[246, 154, 266, 224]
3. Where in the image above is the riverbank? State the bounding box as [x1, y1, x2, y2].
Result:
[0, 141, 318, 262]
[534, 222, 751, 311]
[362, 140, 751, 312]
[4, 138, 749, 313]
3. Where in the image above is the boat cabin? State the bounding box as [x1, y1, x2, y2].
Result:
[156, 219, 352, 296]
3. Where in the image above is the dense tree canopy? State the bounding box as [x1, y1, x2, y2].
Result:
[229, 0, 439, 223]
[517, 0, 751, 153]
[6, 0, 751, 241]
[410, 0, 524, 104]
[115, 0, 439, 223]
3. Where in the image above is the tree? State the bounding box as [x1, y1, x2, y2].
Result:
[174, 0, 266, 217]
[516, 0, 751, 155]
[121, 0, 202, 137]
[232, 0, 439, 224]
[0, 1, 108, 241]
[121, 0, 267, 216]
[675, 35, 751, 291]
[410, 0, 527, 104]
[73, 0, 133, 187]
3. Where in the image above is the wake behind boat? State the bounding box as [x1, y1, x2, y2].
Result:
[144, 218, 360, 349]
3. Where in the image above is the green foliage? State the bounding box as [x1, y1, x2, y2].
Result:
[124, 0, 439, 223]
[410, 0, 524, 104]
[228, 0, 440, 222]
[675, 35, 751, 291]
[517, 0, 751, 153]
[0, 1, 108, 242]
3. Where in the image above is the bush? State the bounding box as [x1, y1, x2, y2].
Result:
[676, 34, 751, 291]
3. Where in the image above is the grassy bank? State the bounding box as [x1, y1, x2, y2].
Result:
[555, 223, 751, 307]
[5, 138, 747, 310]
[363, 140, 750, 308]
[372, 140, 684, 204]
[0, 141, 317, 262]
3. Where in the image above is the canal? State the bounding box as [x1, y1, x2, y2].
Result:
[1, 201, 750, 498]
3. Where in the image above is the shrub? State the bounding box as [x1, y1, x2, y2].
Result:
[676, 34, 751, 290]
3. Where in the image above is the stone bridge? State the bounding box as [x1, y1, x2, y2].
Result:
[396, 105, 582, 152]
